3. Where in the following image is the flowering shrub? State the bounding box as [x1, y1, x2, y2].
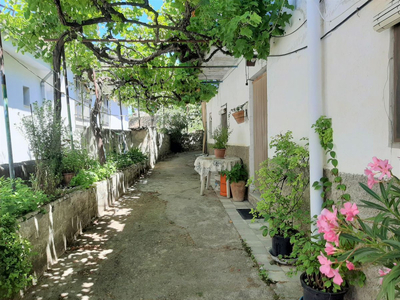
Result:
[316, 157, 400, 300]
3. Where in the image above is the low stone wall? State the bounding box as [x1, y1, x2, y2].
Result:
[18, 160, 150, 279]
[83, 127, 170, 168]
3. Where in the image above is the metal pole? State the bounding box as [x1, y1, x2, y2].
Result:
[137, 98, 140, 128]
[0, 30, 15, 181]
[61, 47, 74, 150]
[118, 90, 126, 152]
[118, 90, 124, 131]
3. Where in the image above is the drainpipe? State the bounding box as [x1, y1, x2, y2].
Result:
[307, 0, 323, 232]
[40, 70, 53, 101]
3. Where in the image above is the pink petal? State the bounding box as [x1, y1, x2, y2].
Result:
[346, 261, 355, 270]
[332, 268, 343, 285]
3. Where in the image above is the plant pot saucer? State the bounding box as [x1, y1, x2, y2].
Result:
[268, 248, 297, 265]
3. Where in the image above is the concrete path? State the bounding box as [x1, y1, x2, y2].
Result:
[24, 152, 277, 300]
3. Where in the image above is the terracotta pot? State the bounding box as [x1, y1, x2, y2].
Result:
[214, 148, 226, 159]
[63, 173, 75, 185]
[220, 175, 227, 197]
[232, 110, 245, 124]
[230, 180, 246, 201]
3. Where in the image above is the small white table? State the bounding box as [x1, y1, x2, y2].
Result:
[194, 155, 241, 198]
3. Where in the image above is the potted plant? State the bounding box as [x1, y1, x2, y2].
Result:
[212, 126, 231, 158]
[290, 203, 366, 300]
[230, 103, 246, 124]
[61, 149, 86, 185]
[252, 131, 309, 258]
[221, 163, 248, 201]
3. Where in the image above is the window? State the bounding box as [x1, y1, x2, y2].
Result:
[23, 86, 30, 106]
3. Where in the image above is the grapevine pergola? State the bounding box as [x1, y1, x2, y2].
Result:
[1, 0, 293, 162]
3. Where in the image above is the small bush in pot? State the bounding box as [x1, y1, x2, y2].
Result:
[212, 126, 231, 158]
[221, 163, 248, 201]
[251, 131, 309, 257]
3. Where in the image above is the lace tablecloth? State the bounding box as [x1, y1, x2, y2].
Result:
[194, 155, 241, 197]
[194, 155, 241, 177]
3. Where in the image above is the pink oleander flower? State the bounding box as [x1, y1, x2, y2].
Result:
[318, 252, 335, 278]
[325, 242, 337, 255]
[346, 261, 355, 271]
[340, 202, 359, 221]
[379, 267, 392, 285]
[365, 157, 393, 189]
[332, 268, 343, 285]
[324, 230, 340, 246]
[368, 157, 392, 179]
[317, 207, 339, 233]
[365, 168, 378, 189]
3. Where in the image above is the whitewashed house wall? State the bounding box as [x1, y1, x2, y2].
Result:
[0, 40, 130, 165]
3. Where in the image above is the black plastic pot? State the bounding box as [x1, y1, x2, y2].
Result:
[300, 272, 348, 300]
[271, 234, 293, 257]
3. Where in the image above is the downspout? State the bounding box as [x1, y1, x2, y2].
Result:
[40, 70, 53, 100]
[307, 0, 324, 232]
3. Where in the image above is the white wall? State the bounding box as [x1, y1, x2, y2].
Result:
[207, 0, 399, 177]
[267, 0, 396, 175]
[0, 41, 130, 165]
[206, 59, 267, 147]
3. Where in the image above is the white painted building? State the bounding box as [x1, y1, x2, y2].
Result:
[206, 0, 398, 180]
[0, 40, 130, 165]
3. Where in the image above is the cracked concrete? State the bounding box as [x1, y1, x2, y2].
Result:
[23, 152, 276, 300]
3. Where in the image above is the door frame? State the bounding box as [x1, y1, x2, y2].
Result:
[249, 67, 267, 194]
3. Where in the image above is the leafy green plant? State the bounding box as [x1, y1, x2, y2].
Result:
[20, 100, 63, 195]
[212, 126, 231, 149]
[109, 148, 147, 170]
[70, 170, 99, 189]
[61, 149, 88, 174]
[221, 164, 248, 183]
[252, 131, 309, 238]
[0, 214, 33, 298]
[0, 178, 46, 298]
[290, 116, 365, 293]
[0, 177, 49, 218]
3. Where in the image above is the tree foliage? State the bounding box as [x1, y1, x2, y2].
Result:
[0, 0, 293, 107]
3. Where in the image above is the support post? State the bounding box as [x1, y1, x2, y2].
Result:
[0, 31, 15, 181]
[61, 47, 74, 150]
[137, 98, 141, 128]
[307, 0, 324, 232]
[118, 90, 127, 152]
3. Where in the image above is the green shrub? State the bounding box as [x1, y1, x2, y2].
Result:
[0, 177, 49, 218]
[61, 149, 89, 174]
[109, 148, 147, 170]
[0, 214, 33, 298]
[20, 101, 63, 195]
[70, 170, 99, 189]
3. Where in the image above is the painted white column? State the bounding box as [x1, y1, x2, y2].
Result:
[307, 0, 324, 231]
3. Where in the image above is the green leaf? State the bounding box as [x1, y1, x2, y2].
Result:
[240, 27, 252, 38]
[359, 182, 382, 202]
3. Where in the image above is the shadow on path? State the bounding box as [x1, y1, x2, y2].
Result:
[24, 153, 275, 300]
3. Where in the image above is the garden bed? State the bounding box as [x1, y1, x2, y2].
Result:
[17, 160, 150, 278]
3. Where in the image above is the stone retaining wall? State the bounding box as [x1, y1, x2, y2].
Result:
[18, 160, 150, 279]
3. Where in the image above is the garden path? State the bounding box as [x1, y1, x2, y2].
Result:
[23, 152, 276, 300]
